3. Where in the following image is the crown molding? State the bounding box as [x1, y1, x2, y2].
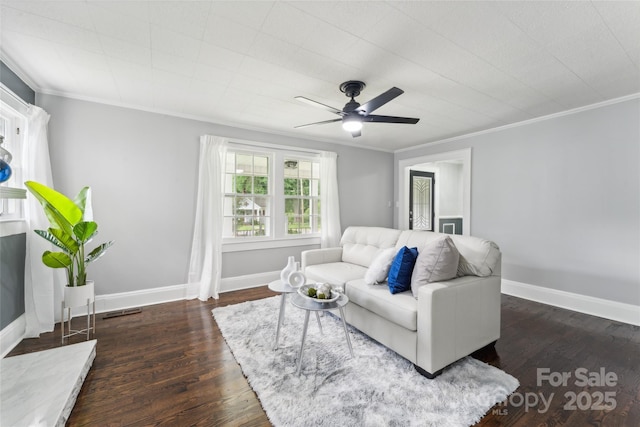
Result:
[395, 93, 640, 154]
[0, 52, 40, 93]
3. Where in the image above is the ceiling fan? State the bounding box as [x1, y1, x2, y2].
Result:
[294, 80, 419, 138]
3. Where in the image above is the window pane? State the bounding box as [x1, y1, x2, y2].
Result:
[312, 162, 320, 179]
[236, 216, 252, 236]
[284, 178, 299, 195]
[254, 196, 270, 216]
[301, 178, 310, 196]
[254, 216, 268, 236]
[254, 176, 268, 194]
[235, 175, 252, 193]
[255, 156, 268, 175]
[311, 179, 319, 197]
[299, 161, 312, 178]
[284, 198, 296, 214]
[284, 159, 298, 177]
[237, 196, 257, 215]
[237, 154, 253, 174]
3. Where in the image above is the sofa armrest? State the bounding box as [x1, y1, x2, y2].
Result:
[416, 275, 501, 374]
[301, 247, 343, 270]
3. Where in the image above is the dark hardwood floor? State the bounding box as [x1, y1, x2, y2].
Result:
[7, 287, 639, 426]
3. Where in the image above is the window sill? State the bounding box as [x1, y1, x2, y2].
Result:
[0, 219, 27, 237]
[222, 236, 321, 253]
[0, 187, 26, 199]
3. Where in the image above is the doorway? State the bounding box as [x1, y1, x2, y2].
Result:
[397, 148, 471, 235]
[409, 171, 435, 231]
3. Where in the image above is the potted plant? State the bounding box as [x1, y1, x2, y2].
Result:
[25, 181, 113, 306]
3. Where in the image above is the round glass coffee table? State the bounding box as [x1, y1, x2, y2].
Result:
[268, 279, 322, 350]
[290, 292, 354, 375]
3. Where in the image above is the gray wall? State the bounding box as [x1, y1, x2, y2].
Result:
[0, 233, 26, 329]
[0, 61, 35, 104]
[395, 98, 640, 306]
[37, 94, 394, 295]
[437, 162, 463, 217]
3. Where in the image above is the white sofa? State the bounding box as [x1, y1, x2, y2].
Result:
[301, 226, 502, 378]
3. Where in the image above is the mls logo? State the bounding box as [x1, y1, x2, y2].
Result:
[492, 408, 508, 416]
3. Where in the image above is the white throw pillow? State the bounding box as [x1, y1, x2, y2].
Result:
[363, 247, 397, 285]
[410, 236, 460, 298]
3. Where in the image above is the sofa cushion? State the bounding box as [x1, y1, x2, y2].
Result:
[410, 236, 460, 298]
[346, 279, 417, 331]
[340, 226, 402, 268]
[452, 236, 500, 277]
[397, 230, 500, 277]
[364, 247, 396, 285]
[304, 262, 368, 287]
[388, 246, 418, 294]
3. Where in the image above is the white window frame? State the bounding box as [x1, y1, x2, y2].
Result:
[222, 140, 322, 252]
[283, 157, 321, 236]
[223, 148, 273, 240]
[0, 97, 27, 222]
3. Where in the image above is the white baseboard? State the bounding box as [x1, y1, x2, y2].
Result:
[91, 283, 190, 315]
[220, 270, 280, 293]
[502, 279, 640, 326]
[1, 314, 26, 358]
[68, 271, 280, 316]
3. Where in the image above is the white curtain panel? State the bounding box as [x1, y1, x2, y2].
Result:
[23, 105, 61, 337]
[187, 135, 227, 300]
[319, 151, 341, 248]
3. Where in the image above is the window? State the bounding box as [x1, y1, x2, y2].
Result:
[222, 144, 321, 244]
[284, 159, 320, 235]
[223, 151, 271, 238]
[0, 101, 26, 220]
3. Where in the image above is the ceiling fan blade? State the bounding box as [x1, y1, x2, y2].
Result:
[294, 118, 342, 129]
[356, 87, 404, 115]
[362, 115, 420, 124]
[294, 96, 344, 116]
[351, 129, 361, 138]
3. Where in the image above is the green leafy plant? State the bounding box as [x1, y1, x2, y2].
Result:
[25, 181, 114, 287]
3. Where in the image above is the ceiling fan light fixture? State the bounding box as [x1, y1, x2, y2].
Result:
[342, 117, 362, 132]
[295, 80, 419, 137]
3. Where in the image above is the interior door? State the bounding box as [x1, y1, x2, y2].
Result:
[409, 171, 435, 231]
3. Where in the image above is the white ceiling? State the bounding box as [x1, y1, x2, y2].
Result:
[1, 1, 639, 152]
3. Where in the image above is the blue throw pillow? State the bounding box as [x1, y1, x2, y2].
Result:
[388, 246, 419, 294]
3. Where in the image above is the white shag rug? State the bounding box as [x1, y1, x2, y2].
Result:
[213, 296, 519, 427]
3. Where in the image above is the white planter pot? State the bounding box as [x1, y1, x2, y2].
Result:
[64, 280, 95, 308]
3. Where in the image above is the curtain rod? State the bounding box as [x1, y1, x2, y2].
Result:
[226, 137, 327, 156]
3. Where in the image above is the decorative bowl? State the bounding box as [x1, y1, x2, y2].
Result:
[297, 284, 340, 303]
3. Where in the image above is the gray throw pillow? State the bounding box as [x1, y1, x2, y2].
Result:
[410, 236, 460, 298]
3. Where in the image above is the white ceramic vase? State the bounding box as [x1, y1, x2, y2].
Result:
[64, 280, 95, 308]
[280, 256, 296, 285]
